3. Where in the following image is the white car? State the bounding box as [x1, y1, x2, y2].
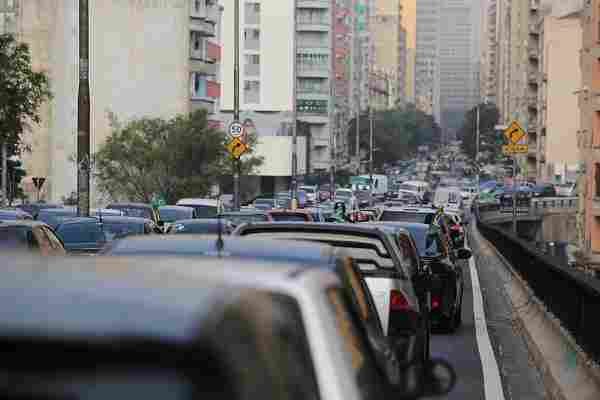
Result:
[299, 185, 318, 204]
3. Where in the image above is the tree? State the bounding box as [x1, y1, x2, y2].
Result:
[94, 109, 263, 204]
[348, 103, 442, 170]
[0, 34, 52, 154]
[457, 103, 501, 161]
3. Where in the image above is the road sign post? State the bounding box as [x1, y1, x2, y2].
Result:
[501, 120, 528, 235]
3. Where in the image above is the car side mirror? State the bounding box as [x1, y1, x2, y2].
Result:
[456, 248, 472, 260]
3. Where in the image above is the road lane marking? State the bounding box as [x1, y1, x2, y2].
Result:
[469, 247, 506, 400]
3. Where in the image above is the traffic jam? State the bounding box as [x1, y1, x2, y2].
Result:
[0, 153, 477, 400]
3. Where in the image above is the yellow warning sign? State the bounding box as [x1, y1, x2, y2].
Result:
[225, 137, 248, 159]
[503, 121, 527, 144]
[502, 144, 528, 154]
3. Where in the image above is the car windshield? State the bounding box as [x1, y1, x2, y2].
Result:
[269, 214, 309, 222]
[401, 226, 441, 257]
[110, 207, 153, 220]
[300, 187, 315, 193]
[159, 208, 191, 223]
[38, 210, 77, 227]
[180, 205, 218, 219]
[57, 223, 105, 244]
[103, 222, 144, 240]
[221, 213, 268, 226]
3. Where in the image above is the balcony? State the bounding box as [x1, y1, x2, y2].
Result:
[312, 137, 330, 148]
[592, 92, 600, 111]
[190, 40, 220, 74]
[528, 46, 539, 60]
[592, 198, 600, 217]
[190, 74, 220, 103]
[297, 64, 329, 78]
[528, 94, 538, 108]
[190, 1, 219, 23]
[530, 0, 540, 11]
[297, 40, 330, 50]
[297, 0, 329, 9]
[529, 23, 539, 35]
[245, 63, 260, 77]
[190, 18, 215, 37]
[244, 38, 260, 51]
[244, 90, 260, 104]
[245, 5, 260, 25]
[297, 18, 329, 32]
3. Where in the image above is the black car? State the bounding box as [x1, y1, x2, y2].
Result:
[372, 222, 471, 333]
[0, 220, 65, 255]
[56, 216, 161, 254]
[531, 183, 557, 198]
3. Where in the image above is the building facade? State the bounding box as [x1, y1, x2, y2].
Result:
[579, 0, 600, 265]
[401, 0, 416, 104]
[221, 0, 333, 177]
[5, 0, 222, 204]
[415, 0, 439, 117]
[371, 0, 405, 107]
[437, 0, 481, 142]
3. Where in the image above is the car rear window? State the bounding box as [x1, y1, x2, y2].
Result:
[159, 209, 191, 223]
[180, 205, 218, 219]
[380, 211, 432, 224]
[57, 223, 105, 244]
[110, 207, 153, 220]
[269, 214, 310, 222]
[222, 214, 268, 226]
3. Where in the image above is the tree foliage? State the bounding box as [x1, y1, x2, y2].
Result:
[0, 34, 52, 155]
[457, 103, 501, 161]
[347, 103, 441, 170]
[94, 110, 263, 204]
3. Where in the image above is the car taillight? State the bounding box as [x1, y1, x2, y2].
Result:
[390, 289, 412, 312]
[431, 295, 441, 310]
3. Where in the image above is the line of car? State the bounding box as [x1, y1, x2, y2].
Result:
[0, 194, 470, 399]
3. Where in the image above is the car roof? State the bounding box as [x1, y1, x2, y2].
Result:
[0, 254, 335, 342]
[172, 218, 231, 225]
[235, 221, 392, 239]
[37, 207, 76, 214]
[370, 221, 429, 232]
[0, 220, 49, 228]
[57, 216, 152, 225]
[383, 207, 436, 213]
[176, 198, 219, 206]
[220, 210, 266, 215]
[158, 205, 194, 211]
[107, 202, 152, 208]
[104, 236, 337, 264]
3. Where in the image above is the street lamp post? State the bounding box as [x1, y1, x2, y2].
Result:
[475, 104, 480, 197]
[369, 107, 374, 205]
[77, 0, 91, 217]
[291, 0, 298, 209]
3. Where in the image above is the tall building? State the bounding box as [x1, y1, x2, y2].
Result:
[578, 0, 600, 265]
[415, 0, 439, 117]
[4, 0, 223, 204]
[401, 0, 416, 104]
[371, 0, 405, 107]
[480, 0, 499, 104]
[221, 0, 332, 177]
[437, 0, 481, 141]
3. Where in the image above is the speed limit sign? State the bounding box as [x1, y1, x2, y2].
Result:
[228, 121, 244, 138]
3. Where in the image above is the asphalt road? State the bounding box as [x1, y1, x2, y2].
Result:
[424, 218, 547, 399]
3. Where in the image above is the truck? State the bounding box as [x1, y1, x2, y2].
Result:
[350, 175, 388, 200]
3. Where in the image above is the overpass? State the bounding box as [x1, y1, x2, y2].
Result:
[476, 197, 577, 244]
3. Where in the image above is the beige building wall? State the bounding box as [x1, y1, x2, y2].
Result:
[15, 0, 190, 205]
[543, 15, 581, 179]
[402, 0, 415, 103]
[372, 0, 402, 85]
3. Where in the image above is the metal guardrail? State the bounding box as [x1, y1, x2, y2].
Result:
[476, 197, 577, 219]
[475, 208, 600, 364]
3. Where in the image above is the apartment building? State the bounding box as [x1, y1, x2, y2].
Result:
[579, 0, 600, 265]
[481, 0, 499, 104]
[4, 0, 222, 204]
[415, 0, 439, 117]
[221, 0, 332, 181]
[371, 0, 405, 107]
[401, 0, 416, 104]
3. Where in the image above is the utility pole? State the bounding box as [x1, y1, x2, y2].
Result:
[329, 3, 335, 200]
[1, 144, 6, 206]
[475, 104, 480, 197]
[352, 0, 360, 175]
[232, 0, 241, 211]
[77, 0, 91, 217]
[512, 156, 517, 235]
[290, 0, 299, 209]
[369, 106, 374, 205]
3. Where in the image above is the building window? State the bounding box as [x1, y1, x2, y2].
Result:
[195, 0, 201, 12]
[244, 80, 260, 104]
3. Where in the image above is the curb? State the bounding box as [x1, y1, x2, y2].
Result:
[470, 224, 600, 400]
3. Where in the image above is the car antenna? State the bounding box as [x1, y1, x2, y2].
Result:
[216, 198, 224, 256]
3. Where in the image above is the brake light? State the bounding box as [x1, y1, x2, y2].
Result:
[390, 290, 412, 312]
[431, 295, 441, 310]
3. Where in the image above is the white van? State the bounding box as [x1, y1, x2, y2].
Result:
[397, 180, 430, 199]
